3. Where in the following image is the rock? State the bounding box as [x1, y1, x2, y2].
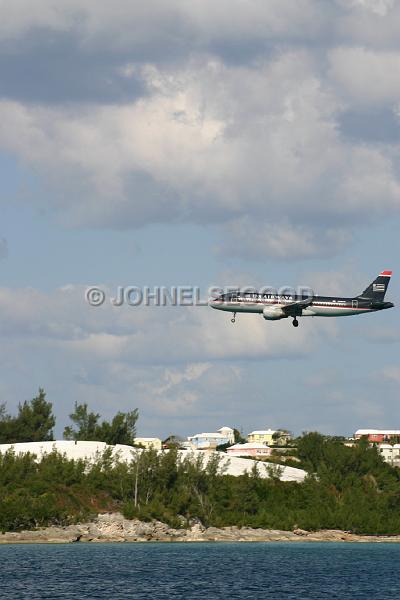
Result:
[293, 528, 309, 536]
[190, 523, 205, 534]
[2, 514, 400, 544]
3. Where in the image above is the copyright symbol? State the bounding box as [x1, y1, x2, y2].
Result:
[86, 287, 105, 306]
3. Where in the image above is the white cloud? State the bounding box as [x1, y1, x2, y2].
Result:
[2, 0, 400, 61]
[0, 0, 75, 39]
[337, 0, 395, 17]
[335, 0, 400, 49]
[301, 266, 367, 296]
[0, 1, 399, 264]
[134, 362, 242, 420]
[0, 283, 339, 433]
[329, 47, 400, 106]
[0, 285, 331, 364]
[217, 219, 353, 261]
[381, 365, 400, 383]
[0, 51, 399, 259]
[0, 1, 325, 46]
[0, 1, 399, 437]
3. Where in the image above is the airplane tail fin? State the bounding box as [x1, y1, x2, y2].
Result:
[358, 271, 392, 301]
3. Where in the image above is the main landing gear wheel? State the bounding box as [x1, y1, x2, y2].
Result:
[292, 318, 299, 327]
[231, 313, 236, 323]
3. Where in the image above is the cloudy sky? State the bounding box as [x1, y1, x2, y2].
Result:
[0, 0, 399, 439]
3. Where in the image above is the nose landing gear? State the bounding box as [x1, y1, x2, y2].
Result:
[292, 318, 299, 327]
[231, 313, 236, 324]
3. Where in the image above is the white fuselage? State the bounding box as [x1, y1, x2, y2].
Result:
[210, 296, 374, 318]
[209, 271, 394, 324]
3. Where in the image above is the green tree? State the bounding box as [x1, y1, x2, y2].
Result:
[234, 428, 246, 444]
[0, 403, 12, 443]
[0, 389, 55, 443]
[64, 402, 138, 446]
[296, 431, 326, 471]
[63, 402, 100, 441]
[15, 389, 55, 442]
[96, 411, 139, 446]
[272, 429, 292, 446]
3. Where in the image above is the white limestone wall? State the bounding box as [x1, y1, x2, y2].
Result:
[0, 441, 306, 482]
[200, 450, 306, 482]
[0, 440, 139, 462]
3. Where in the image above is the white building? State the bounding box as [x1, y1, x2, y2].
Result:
[217, 427, 235, 444]
[188, 431, 231, 450]
[134, 437, 162, 450]
[378, 443, 400, 465]
[227, 442, 272, 458]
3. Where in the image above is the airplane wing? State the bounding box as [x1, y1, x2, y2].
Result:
[280, 297, 313, 316]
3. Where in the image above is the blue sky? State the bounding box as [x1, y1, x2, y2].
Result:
[0, 0, 399, 439]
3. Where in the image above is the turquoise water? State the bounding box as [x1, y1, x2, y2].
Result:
[0, 542, 399, 599]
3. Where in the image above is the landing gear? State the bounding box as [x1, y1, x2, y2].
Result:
[292, 318, 299, 328]
[231, 313, 236, 324]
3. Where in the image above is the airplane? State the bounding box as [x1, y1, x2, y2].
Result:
[209, 271, 394, 327]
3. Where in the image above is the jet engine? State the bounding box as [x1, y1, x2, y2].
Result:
[262, 306, 286, 320]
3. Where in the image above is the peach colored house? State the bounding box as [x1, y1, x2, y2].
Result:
[226, 442, 272, 458]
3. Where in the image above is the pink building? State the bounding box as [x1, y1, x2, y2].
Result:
[226, 442, 272, 458]
[355, 429, 400, 443]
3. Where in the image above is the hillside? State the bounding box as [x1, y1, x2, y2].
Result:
[0, 434, 399, 535]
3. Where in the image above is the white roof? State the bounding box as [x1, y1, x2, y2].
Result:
[189, 432, 230, 439]
[229, 443, 270, 450]
[135, 437, 161, 442]
[355, 429, 400, 435]
[248, 429, 276, 435]
[379, 443, 400, 449]
[218, 426, 234, 432]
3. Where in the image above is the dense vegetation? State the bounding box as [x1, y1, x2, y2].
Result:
[1, 434, 400, 535]
[1, 389, 400, 535]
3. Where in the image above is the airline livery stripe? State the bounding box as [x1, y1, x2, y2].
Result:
[220, 301, 372, 310]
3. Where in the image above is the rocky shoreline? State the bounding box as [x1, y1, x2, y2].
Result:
[1, 513, 400, 544]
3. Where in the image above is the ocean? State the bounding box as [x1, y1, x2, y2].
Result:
[0, 542, 399, 599]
